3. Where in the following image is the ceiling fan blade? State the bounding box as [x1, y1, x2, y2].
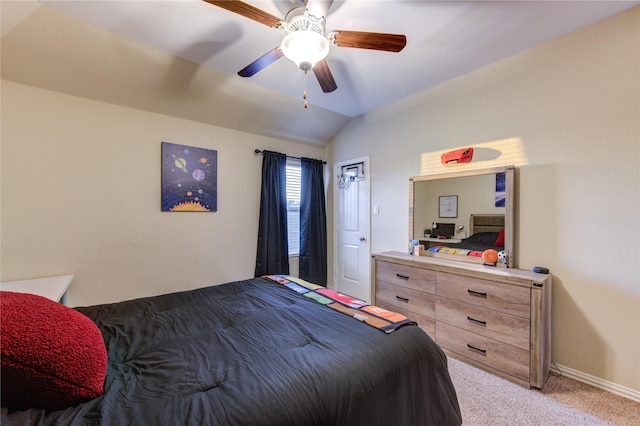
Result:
[238, 47, 284, 77]
[331, 31, 406, 52]
[312, 60, 337, 93]
[203, 0, 282, 28]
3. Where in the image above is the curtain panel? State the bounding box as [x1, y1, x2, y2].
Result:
[299, 158, 327, 286]
[255, 151, 289, 277]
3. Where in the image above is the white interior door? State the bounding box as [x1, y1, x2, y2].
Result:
[334, 157, 371, 302]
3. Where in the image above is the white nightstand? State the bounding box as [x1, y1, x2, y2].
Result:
[1, 275, 74, 305]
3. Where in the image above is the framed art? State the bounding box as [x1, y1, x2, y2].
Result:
[439, 195, 458, 218]
[161, 142, 217, 212]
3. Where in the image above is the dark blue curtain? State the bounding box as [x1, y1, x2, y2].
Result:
[255, 151, 289, 277]
[299, 158, 327, 286]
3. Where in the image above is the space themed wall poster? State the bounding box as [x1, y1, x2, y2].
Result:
[161, 142, 217, 212]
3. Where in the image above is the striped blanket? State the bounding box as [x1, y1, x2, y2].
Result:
[263, 275, 416, 334]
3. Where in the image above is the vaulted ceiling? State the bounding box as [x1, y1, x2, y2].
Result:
[2, 1, 637, 145]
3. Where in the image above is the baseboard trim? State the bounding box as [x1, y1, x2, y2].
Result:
[551, 363, 640, 403]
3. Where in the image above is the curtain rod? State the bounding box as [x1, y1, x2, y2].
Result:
[254, 149, 326, 165]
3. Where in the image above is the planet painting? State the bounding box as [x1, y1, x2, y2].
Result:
[161, 142, 217, 212]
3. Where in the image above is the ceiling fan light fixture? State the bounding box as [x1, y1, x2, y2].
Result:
[281, 30, 329, 72]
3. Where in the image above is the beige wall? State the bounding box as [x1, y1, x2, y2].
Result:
[1, 81, 324, 306]
[329, 8, 639, 392]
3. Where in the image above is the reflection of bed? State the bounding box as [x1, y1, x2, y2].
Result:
[425, 214, 505, 261]
[2, 276, 462, 425]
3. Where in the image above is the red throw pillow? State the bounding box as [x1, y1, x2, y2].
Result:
[494, 229, 505, 247]
[1, 291, 107, 411]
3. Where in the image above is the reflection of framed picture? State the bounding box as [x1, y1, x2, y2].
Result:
[495, 172, 506, 207]
[439, 195, 458, 218]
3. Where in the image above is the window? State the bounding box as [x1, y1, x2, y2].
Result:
[286, 158, 301, 256]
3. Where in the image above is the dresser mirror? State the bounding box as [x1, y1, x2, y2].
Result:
[409, 165, 515, 267]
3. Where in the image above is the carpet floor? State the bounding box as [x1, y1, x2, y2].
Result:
[447, 357, 640, 425]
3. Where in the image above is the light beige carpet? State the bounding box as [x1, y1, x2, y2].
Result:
[447, 357, 639, 426]
[539, 369, 640, 426]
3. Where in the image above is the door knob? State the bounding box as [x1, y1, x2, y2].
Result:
[359, 236, 366, 242]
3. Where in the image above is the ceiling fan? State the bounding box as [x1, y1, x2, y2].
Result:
[204, 0, 407, 94]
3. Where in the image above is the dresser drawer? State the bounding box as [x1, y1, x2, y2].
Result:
[436, 322, 529, 382]
[376, 261, 436, 294]
[379, 301, 435, 336]
[376, 280, 436, 320]
[436, 297, 529, 350]
[436, 272, 530, 318]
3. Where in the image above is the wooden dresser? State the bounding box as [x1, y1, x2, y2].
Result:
[372, 251, 552, 389]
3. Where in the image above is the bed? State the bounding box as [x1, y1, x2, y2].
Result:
[1, 275, 462, 425]
[424, 214, 505, 261]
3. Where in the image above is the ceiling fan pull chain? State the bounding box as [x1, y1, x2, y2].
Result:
[303, 71, 308, 109]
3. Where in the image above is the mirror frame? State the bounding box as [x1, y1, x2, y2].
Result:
[409, 165, 515, 268]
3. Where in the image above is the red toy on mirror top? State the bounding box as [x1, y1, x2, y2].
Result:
[441, 147, 474, 164]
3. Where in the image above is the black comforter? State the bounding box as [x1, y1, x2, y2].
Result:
[2, 277, 461, 425]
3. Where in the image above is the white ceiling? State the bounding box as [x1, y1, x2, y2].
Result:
[3, 0, 638, 144]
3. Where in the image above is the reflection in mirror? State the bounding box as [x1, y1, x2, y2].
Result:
[409, 165, 515, 268]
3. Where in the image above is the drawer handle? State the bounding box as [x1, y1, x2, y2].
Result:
[395, 295, 409, 303]
[467, 289, 487, 298]
[467, 343, 487, 355]
[467, 316, 487, 326]
[396, 273, 410, 281]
